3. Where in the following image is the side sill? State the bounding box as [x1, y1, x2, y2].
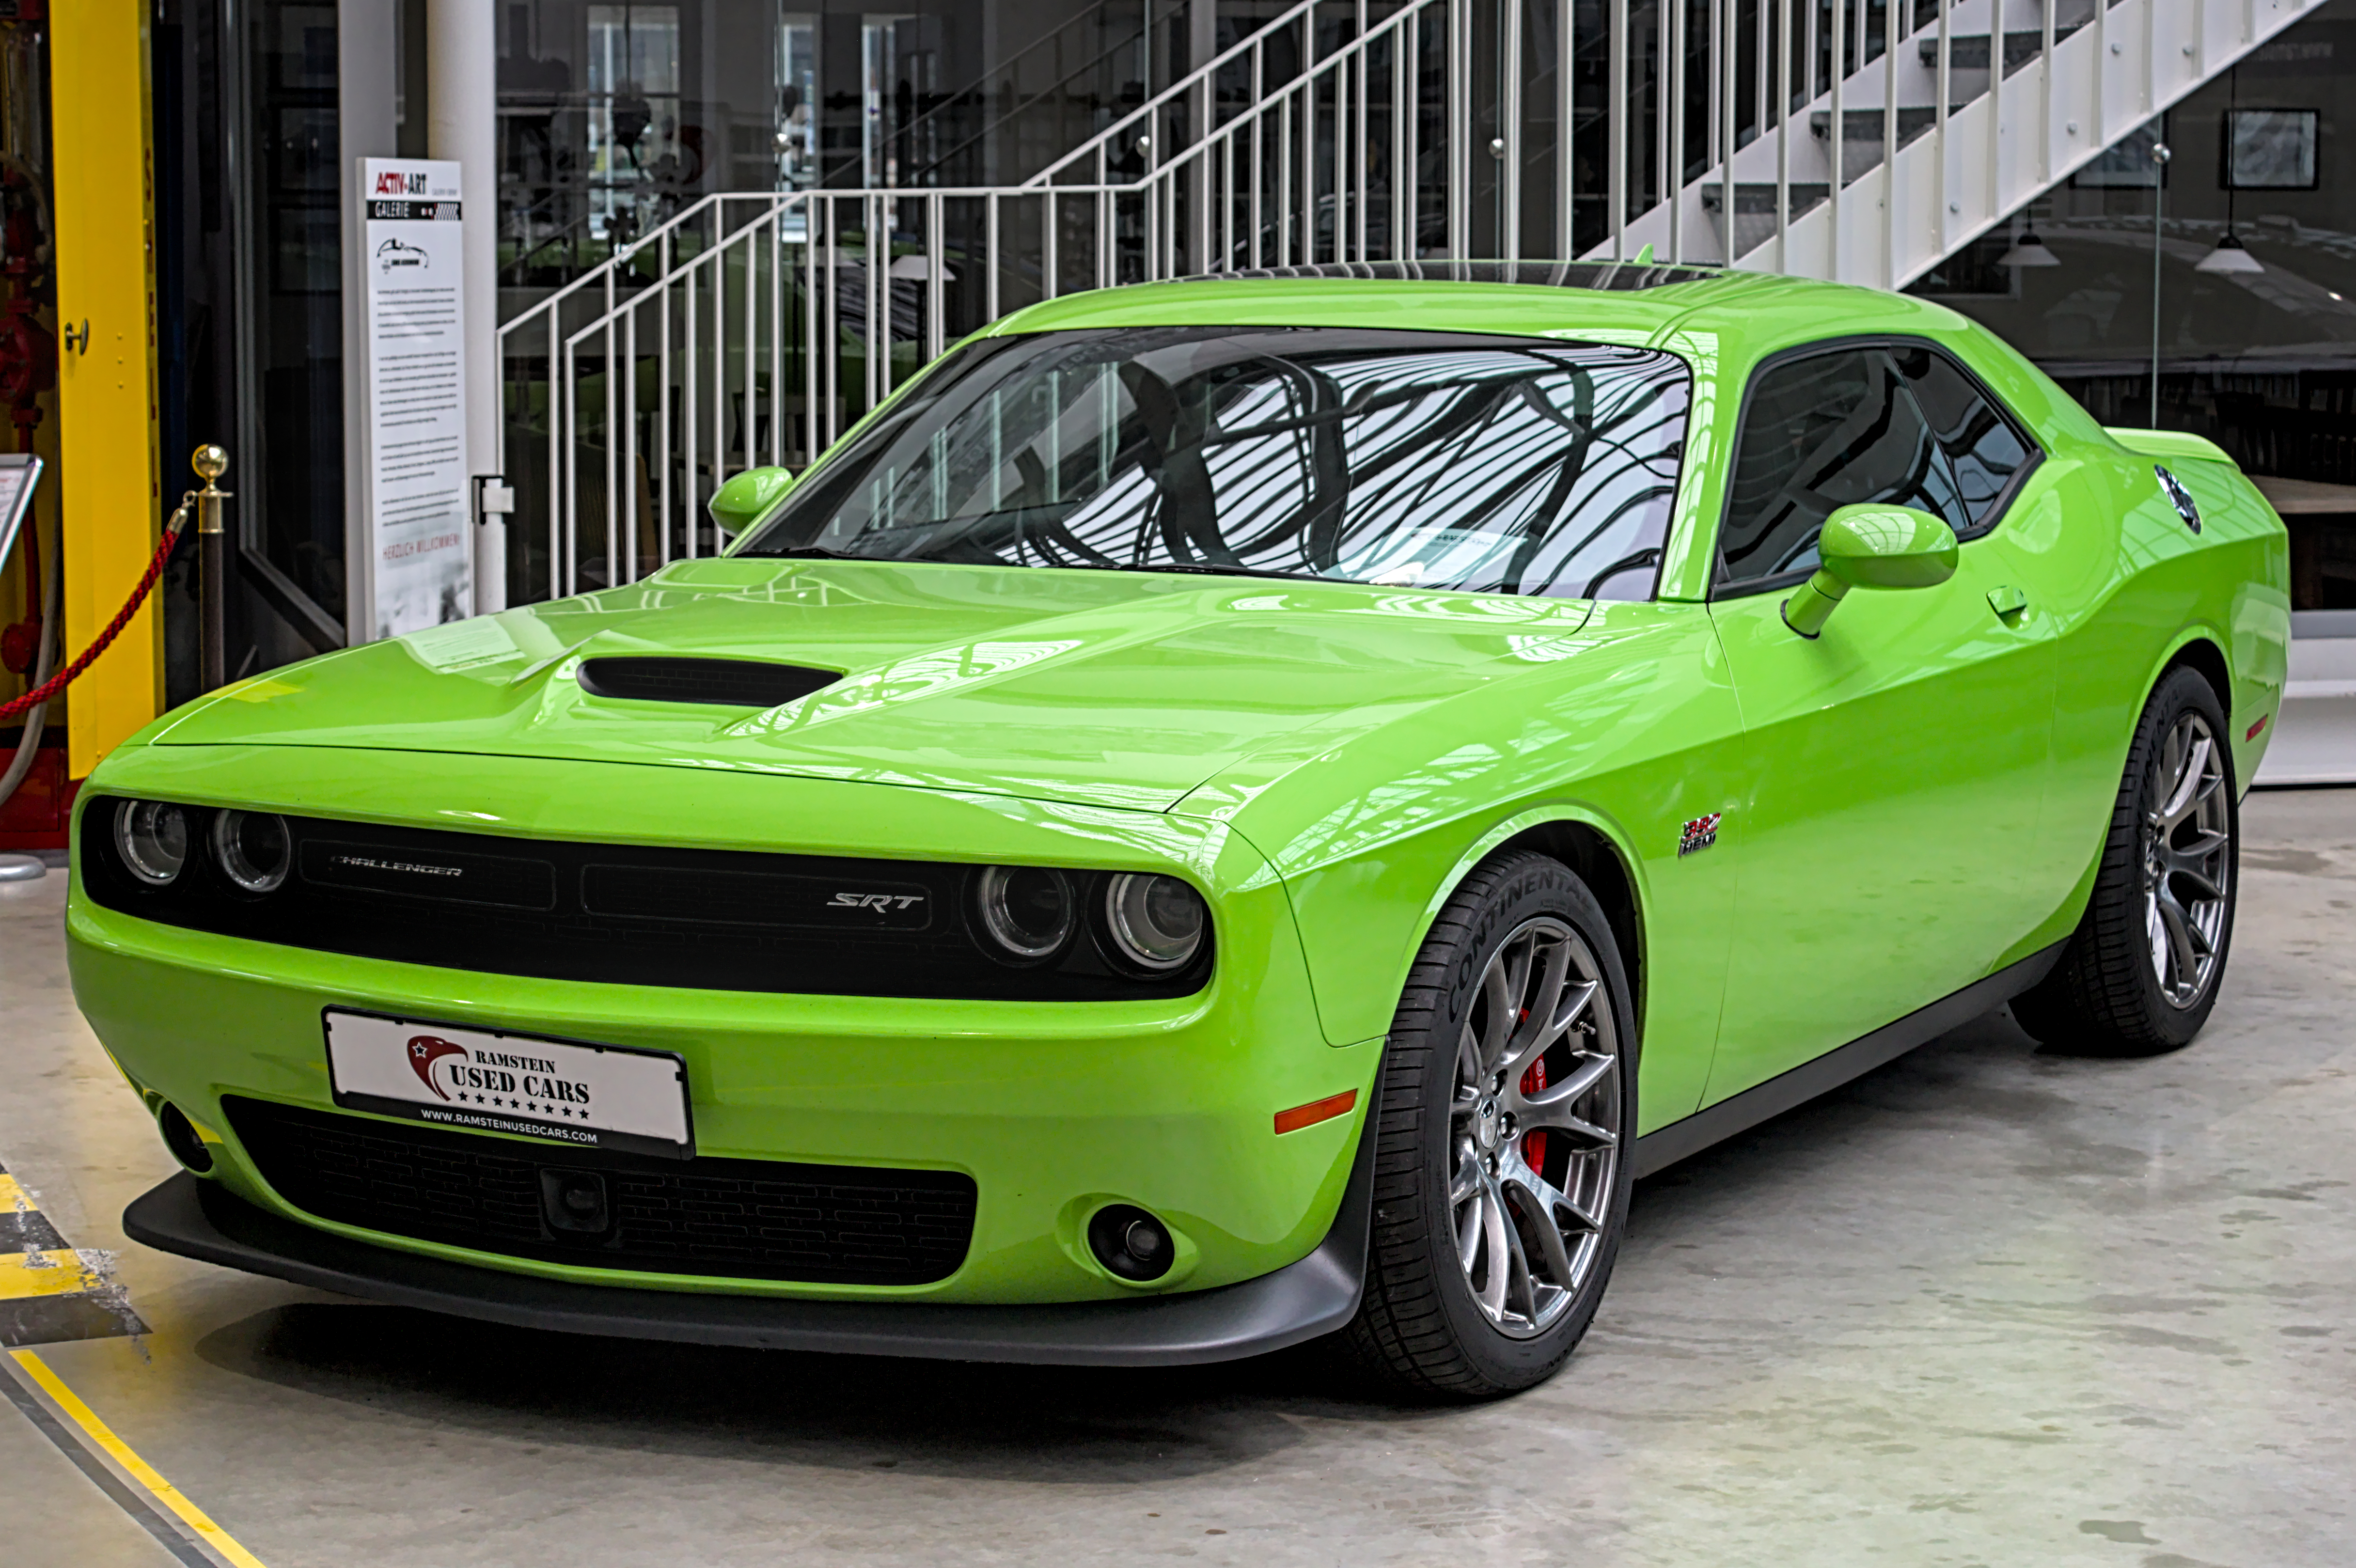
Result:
[1633, 941, 2065, 1178]
[123, 1082, 1381, 1368]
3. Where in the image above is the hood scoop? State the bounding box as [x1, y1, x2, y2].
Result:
[575, 656, 841, 709]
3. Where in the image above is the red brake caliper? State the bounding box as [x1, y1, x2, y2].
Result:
[1520, 1053, 1547, 1174]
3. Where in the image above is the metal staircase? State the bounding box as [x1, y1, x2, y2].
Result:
[495, 0, 2327, 603]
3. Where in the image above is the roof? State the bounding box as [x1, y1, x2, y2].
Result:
[1210, 260, 1726, 290]
[982, 262, 1934, 349]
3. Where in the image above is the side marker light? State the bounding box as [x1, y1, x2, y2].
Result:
[1274, 1088, 1358, 1135]
[2247, 714, 2269, 742]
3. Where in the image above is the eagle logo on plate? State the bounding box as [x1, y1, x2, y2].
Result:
[1679, 814, 1722, 857]
[407, 1035, 469, 1100]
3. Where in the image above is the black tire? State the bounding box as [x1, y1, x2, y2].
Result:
[2012, 665, 2239, 1055]
[1336, 851, 1637, 1399]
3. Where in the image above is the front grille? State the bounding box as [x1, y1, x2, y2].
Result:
[78, 799, 1211, 1001]
[227, 1098, 976, 1286]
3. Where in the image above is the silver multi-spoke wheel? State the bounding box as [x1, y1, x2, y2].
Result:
[2011, 668, 2238, 1057]
[1447, 916, 1621, 1338]
[2144, 711, 2231, 1009]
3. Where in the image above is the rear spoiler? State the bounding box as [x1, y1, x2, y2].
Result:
[2104, 426, 2233, 465]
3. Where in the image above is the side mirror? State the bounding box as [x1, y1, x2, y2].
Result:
[707, 466, 796, 541]
[1781, 505, 1959, 639]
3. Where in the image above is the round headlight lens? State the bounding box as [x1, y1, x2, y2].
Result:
[973, 865, 1076, 962]
[211, 810, 291, 893]
[114, 800, 190, 886]
[1102, 873, 1207, 972]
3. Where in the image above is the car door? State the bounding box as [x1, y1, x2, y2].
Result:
[1702, 339, 2061, 1103]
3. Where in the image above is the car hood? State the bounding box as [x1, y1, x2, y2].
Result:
[152, 558, 1597, 812]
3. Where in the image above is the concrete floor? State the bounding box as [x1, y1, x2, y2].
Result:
[3, 791, 2352, 1568]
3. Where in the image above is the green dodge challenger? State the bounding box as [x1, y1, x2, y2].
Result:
[72, 263, 2287, 1398]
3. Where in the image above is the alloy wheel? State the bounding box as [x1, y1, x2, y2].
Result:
[2144, 710, 2231, 1009]
[1448, 916, 1621, 1337]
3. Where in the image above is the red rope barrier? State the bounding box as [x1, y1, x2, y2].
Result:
[0, 505, 188, 724]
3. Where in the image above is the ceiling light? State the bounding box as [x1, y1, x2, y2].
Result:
[1999, 230, 2061, 267]
[2195, 232, 2264, 274]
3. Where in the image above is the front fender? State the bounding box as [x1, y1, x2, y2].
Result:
[1175, 600, 1746, 1136]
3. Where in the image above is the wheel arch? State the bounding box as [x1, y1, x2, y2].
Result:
[1408, 808, 1650, 1040]
[2157, 631, 2232, 723]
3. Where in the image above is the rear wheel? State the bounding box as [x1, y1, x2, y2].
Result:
[1337, 851, 1635, 1399]
[2013, 666, 2238, 1054]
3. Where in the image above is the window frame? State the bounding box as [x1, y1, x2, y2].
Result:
[1708, 334, 2046, 602]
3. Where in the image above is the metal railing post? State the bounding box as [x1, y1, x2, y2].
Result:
[1504, 0, 1524, 259]
[1668, 0, 1685, 261]
[1830, 0, 1846, 280]
[1450, 0, 1473, 257]
[1609, 0, 1627, 256]
[1775, 0, 1791, 269]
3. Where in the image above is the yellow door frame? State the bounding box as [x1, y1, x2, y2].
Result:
[53, 0, 163, 778]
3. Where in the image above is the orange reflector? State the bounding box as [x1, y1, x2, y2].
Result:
[1273, 1088, 1358, 1135]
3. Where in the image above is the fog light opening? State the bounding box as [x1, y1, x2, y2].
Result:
[1086, 1203, 1173, 1282]
[157, 1102, 213, 1173]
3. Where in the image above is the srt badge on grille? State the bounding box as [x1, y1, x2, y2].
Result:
[1678, 814, 1721, 857]
[830, 891, 926, 913]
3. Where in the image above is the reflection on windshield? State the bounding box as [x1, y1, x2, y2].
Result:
[739, 326, 1691, 599]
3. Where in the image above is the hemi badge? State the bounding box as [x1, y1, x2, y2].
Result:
[1274, 1089, 1358, 1135]
[1678, 814, 1722, 857]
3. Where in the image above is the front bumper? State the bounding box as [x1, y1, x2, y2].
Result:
[70, 746, 1377, 1308]
[124, 1082, 1374, 1365]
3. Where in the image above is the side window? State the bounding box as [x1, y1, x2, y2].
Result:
[1717, 347, 1971, 589]
[1891, 344, 2034, 535]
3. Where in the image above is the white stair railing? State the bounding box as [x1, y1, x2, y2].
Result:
[496, 0, 2326, 604]
[1606, 0, 2330, 286]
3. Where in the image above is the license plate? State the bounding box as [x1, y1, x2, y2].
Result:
[323, 1011, 694, 1159]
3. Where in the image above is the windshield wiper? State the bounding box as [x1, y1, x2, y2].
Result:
[1110, 561, 1322, 583]
[754, 548, 1320, 582]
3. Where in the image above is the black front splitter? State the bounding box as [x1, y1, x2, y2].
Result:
[122, 1110, 1375, 1367]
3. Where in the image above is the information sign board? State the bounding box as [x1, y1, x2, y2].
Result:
[359, 157, 472, 638]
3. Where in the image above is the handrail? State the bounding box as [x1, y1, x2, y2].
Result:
[884, 0, 1191, 188]
[1025, 0, 1339, 187]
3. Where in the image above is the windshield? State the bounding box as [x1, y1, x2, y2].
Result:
[738, 326, 1691, 599]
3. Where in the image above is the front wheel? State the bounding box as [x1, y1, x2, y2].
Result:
[1336, 851, 1636, 1399]
[2013, 665, 2239, 1054]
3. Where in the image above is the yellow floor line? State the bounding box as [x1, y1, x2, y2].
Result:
[0, 1249, 108, 1300]
[0, 1172, 31, 1211]
[10, 1349, 269, 1568]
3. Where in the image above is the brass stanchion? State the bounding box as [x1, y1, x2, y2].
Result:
[192, 445, 229, 691]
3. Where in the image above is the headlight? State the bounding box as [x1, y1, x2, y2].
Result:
[211, 810, 291, 893]
[1101, 873, 1207, 972]
[971, 864, 1076, 963]
[114, 800, 190, 886]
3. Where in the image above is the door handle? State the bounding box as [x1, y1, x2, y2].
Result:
[1987, 584, 2029, 624]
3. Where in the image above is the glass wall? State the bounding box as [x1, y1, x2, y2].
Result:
[236, 0, 349, 651]
[1912, 0, 2356, 607]
[492, 0, 1092, 291]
